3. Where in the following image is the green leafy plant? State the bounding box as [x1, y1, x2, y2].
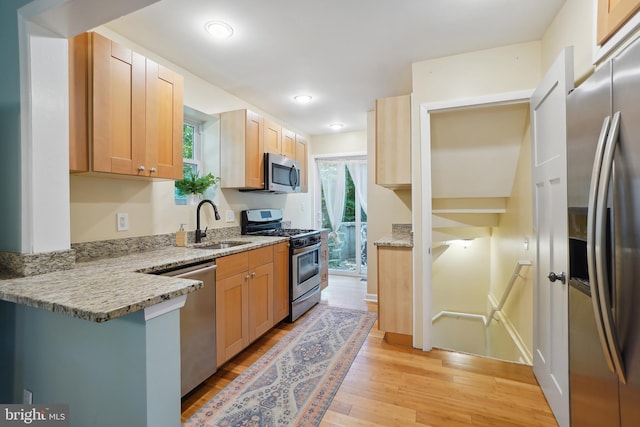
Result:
[174, 171, 220, 196]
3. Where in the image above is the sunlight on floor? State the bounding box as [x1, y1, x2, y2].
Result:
[321, 274, 369, 312]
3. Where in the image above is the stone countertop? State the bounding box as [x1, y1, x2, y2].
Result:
[373, 234, 413, 248]
[374, 223, 413, 248]
[0, 235, 287, 323]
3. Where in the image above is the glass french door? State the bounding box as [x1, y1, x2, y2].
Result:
[316, 156, 367, 276]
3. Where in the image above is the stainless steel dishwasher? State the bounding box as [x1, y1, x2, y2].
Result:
[157, 260, 217, 396]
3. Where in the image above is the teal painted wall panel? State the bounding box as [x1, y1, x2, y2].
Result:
[146, 310, 181, 427]
[5, 304, 183, 426]
[0, 0, 32, 253]
[15, 306, 149, 426]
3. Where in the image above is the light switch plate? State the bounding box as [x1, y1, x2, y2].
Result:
[225, 210, 235, 223]
[117, 212, 129, 231]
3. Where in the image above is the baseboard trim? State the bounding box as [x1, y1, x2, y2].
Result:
[364, 293, 378, 303]
[384, 332, 413, 346]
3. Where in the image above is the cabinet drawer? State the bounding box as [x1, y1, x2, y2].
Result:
[249, 246, 273, 269]
[217, 251, 249, 279]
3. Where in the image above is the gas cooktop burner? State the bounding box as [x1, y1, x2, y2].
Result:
[266, 228, 318, 237]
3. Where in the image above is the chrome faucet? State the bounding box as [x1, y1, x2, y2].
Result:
[195, 199, 221, 243]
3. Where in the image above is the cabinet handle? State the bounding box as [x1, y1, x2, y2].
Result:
[251, 272, 256, 277]
[245, 274, 250, 280]
[138, 166, 145, 172]
[149, 167, 157, 173]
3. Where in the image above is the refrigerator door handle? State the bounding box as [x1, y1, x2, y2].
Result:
[595, 111, 626, 384]
[587, 115, 616, 373]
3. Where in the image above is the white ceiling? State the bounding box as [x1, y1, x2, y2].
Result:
[105, 0, 565, 136]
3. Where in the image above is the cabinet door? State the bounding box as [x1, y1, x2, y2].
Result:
[216, 271, 249, 366]
[282, 128, 296, 158]
[597, 0, 640, 44]
[263, 118, 282, 154]
[320, 230, 329, 291]
[295, 134, 308, 193]
[377, 246, 412, 335]
[92, 32, 146, 175]
[375, 94, 411, 189]
[245, 110, 264, 188]
[146, 60, 184, 179]
[248, 263, 274, 341]
[69, 33, 89, 172]
[273, 242, 290, 323]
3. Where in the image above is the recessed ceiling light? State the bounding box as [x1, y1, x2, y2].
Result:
[204, 21, 234, 39]
[329, 123, 344, 131]
[293, 95, 313, 104]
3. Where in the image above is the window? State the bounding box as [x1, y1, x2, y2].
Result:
[175, 118, 203, 205]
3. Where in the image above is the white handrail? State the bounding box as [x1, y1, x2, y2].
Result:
[485, 260, 531, 327]
[432, 310, 487, 324]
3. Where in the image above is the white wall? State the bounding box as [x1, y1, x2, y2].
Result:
[541, 0, 594, 82]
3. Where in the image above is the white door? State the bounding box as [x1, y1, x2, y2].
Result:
[530, 48, 573, 427]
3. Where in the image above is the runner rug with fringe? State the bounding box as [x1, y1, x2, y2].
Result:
[183, 304, 377, 427]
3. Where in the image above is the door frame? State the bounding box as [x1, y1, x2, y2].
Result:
[416, 90, 534, 350]
[312, 152, 368, 277]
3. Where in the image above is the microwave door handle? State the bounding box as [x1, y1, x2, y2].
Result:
[289, 165, 299, 190]
[595, 111, 626, 384]
[587, 115, 615, 373]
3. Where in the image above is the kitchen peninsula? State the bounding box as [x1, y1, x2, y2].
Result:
[0, 235, 286, 427]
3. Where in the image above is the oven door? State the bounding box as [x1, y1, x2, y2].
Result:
[266, 153, 300, 193]
[291, 242, 321, 300]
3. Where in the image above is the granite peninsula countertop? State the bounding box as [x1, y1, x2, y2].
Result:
[0, 235, 287, 323]
[374, 224, 413, 248]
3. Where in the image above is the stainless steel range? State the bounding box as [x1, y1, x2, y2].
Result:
[241, 209, 322, 322]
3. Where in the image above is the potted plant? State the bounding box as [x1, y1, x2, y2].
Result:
[175, 171, 220, 205]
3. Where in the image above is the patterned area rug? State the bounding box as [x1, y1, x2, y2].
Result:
[183, 304, 377, 427]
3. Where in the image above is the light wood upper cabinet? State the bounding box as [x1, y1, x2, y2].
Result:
[377, 246, 412, 336]
[597, 0, 640, 44]
[69, 32, 183, 179]
[263, 118, 282, 154]
[273, 241, 290, 323]
[220, 109, 264, 189]
[295, 134, 308, 193]
[145, 60, 184, 179]
[375, 94, 411, 189]
[282, 128, 297, 158]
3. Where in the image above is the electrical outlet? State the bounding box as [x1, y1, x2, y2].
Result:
[23, 389, 32, 404]
[117, 213, 129, 232]
[225, 210, 235, 223]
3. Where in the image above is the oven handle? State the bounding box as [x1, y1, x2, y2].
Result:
[291, 242, 321, 255]
[294, 285, 321, 303]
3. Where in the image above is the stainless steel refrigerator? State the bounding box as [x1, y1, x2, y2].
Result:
[567, 37, 640, 426]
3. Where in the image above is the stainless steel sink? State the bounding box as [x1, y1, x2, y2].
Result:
[192, 241, 247, 250]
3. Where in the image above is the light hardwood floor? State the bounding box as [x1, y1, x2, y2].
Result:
[182, 275, 558, 426]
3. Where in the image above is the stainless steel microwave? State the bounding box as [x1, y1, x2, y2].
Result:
[265, 152, 301, 193]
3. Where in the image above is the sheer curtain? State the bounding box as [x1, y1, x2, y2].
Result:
[346, 160, 367, 214]
[318, 160, 346, 232]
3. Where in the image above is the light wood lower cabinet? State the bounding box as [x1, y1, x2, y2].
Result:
[215, 269, 249, 366]
[216, 245, 276, 366]
[320, 230, 329, 291]
[273, 242, 290, 323]
[377, 246, 412, 337]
